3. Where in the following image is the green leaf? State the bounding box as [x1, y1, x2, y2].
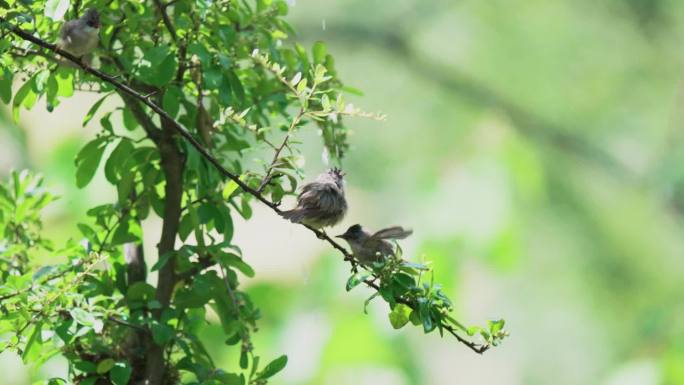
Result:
[46, 73, 60, 110]
[418, 301, 435, 333]
[116, 169, 135, 204]
[162, 85, 182, 118]
[70, 308, 95, 327]
[222, 180, 240, 200]
[312, 41, 327, 65]
[220, 207, 234, 242]
[151, 321, 175, 345]
[388, 304, 412, 329]
[400, 261, 430, 271]
[36, 71, 50, 93]
[321, 93, 331, 111]
[111, 220, 140, 245]
[488, 319, 505, 334]
[258, 355, 287, 379]
[110, 362, 132, 385]
[79, 378, 97, 385]
[104, 139, 134, 184]
[204, 68, 223, 90]
[12, 77, 36, 121]
[55, 68, 74, 97]
[296, 78, 308, 94]
[393, 272, 416, 289]
[314, 64, 327, 82]
[174, 287, 210, 309]
[178, 212, 194, 241]
[226, 70, 245, 102]
[240, 350, 249, 369]
[150, 54, 178, 87]
[239, 196, 253, 219]
[211, 294, 238, 336]
[150, 251, 173, 272]
[188, 43, 211, 64]
[21, 323, 42, 363]
[215, 371, 242, 385]
[122, 108, 138, 131]
[409, 309, 421, 326]
[96, 358, 115, 374]
[45, 0, 70, 20]
[77, 223, 99, 243]
[83, 94, 111, 127]
[126, 282, 156, 301]
[217, 253, 254, 278]
[74, 360, 97, 373]
[75, 137, 107, 188]
[100, 112, 114, 133]
[137, 46, 178, 87]
[345, 272, 369, 291]
[0, 68, 13, 104]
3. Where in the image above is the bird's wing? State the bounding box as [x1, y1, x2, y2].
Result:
[297, 182, 341, 210]
[371, 226, 413, 240]
[60, 20, 78, 41]
[361, 238, 395, 259]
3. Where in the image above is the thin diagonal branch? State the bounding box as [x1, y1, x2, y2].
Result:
[0, 19, 269, 203]
[2, 21, 490, 354]
[153, 0, 177, 43]
[108, 316, 149, 333]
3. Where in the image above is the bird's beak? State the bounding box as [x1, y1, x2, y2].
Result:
[335, 234, 345, 239]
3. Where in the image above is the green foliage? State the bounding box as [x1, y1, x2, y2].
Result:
[0, 170, 54, 279]
[0, 0, 505, 383]
[347, 248, 507, 347]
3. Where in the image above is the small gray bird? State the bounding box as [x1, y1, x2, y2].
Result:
[281, 168, 347, 229]
[336, 224, 413, 264]
[58, 9, 100, 57]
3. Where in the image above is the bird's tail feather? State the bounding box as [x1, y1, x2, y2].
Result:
[280, 209, 304, 223]
[372, 226, 413, 240]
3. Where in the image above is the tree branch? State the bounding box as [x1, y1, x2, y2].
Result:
[257, 109, 304, 192]
[108, 316, 148, 333]
[143, 95, 186, 385]
[3, 21, 490, 354]
[153, 0, 178, 43]
[123, 189, 147, 285]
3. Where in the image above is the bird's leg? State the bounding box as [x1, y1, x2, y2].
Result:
[315, 229, 327, 240]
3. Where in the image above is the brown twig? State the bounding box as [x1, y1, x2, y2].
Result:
[256, 110, 304, 193]
[153, 0, 177, 42]
[108, 316, 148, 333]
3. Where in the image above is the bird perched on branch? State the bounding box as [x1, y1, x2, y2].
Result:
[336, 224, 413, 264]
[281, 168, 347, 229]
[58, 9, 100, 58]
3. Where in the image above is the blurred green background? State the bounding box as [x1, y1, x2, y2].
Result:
[3, 0, 684, 383]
